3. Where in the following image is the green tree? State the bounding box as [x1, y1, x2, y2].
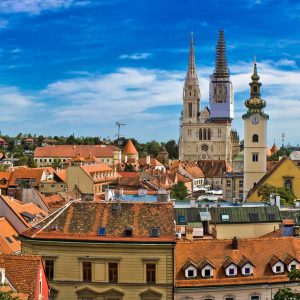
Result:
[257, 184, 276, 201]
[273, 269, 300, 299]
[171, 182, 188, 200]
[0, 289, 20, 299]
[165, 140, 178, 159]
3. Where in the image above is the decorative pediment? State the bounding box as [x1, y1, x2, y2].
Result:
[102, 288, 124, 296]
[140, 288, 162, 299]
[76, 287, 99, 295]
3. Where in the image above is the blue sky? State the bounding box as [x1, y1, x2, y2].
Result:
[0, 0, 300, 145]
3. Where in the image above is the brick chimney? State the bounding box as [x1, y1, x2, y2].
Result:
[232, 236, 238, 249]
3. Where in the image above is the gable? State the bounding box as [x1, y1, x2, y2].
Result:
[248, 158, 300, 201]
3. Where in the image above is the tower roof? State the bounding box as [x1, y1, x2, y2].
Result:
[271, 142, 278, 154]
[185, 32, 198, 83]
[123, 139, 138, 155]
[214, 30, 230, 77]
[243, 61, 269, 119]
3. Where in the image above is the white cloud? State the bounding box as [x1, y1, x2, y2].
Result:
[119, 53, 152, 60]
[0, 0, 90, 14]
[11, 48, 22, 54]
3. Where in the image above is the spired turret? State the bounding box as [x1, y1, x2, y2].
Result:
[182, 32, 201, 125]
[209, 30, 234, 121]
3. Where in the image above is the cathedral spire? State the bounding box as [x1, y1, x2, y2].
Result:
[214, 30, 229, 77]
[185, 32, 198, 82]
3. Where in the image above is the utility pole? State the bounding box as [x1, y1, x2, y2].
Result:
[115, 121, 126, 145]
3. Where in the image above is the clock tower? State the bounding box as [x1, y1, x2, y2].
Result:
[243, 61, 269, 200]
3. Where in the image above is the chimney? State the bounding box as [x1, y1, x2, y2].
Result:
[146, 155, 151, 165]
[232, 236, 238, 249]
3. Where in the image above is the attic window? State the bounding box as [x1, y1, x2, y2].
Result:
[204, 269, 211, 277]
[20, 211, 36, 222]
[97, 227, 106, 236]
[125, 227, 133, 237]
[187, 269, 195, 278]
[249, 213, 260, 222]
[275, 265, 283, 273]
[268, 213, 276, 222]
[150, 227, 159, 237]
[5, 237, 13, 243]
[229, 268, 235, 275]
[179, 216, 186, 223]
[221, 214, 230, 222]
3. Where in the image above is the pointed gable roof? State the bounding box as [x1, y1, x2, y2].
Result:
[271, 143, 278, 154]
[123, 139, 138, 155]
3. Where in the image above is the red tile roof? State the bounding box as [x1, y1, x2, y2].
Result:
[176, 237, 300, 287]
[122, 140, 138, 155]
[0, 196, 49, 229]
[0, 254, 44, 300]
[34, 145, 119, 158]
[21, 201, 175, 244]
[0, 218, 20, 254]
[8, 167, 44, 187]
[138, 157, 164, 167]
[197, 160, 229, 178]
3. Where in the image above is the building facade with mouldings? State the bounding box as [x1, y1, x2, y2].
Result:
[179, 31, 239, 165]
[20, 201, 175, 300]
[175, 237, 300, 300]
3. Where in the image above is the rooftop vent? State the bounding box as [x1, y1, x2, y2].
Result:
[232, 236, 238, 249]
[150, 227, 159, 237]
[125, 226, 133, 237]
[97, 227, 106, 236]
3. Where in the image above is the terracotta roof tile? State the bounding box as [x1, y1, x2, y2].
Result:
[197, 160, 229, 178]
[34, 145, 119, 158]
[8, 167, 44, 187]
[122, 140, 138, 155]
[176, 237, 300, 287]
[0, 218, 20, 254]
[0, 254, 43, 300]
[0, 171, 12, 188]
[21, 201, 175, 243]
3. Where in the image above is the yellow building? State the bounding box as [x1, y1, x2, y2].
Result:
[247, 157, 300, 201]
[20, 201, 175, 300]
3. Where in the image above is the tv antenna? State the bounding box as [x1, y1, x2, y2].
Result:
[115, 121, 126, 145]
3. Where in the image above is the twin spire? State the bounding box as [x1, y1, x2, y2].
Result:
[185, 30, 230, 83]
[185, 32, 198, 83]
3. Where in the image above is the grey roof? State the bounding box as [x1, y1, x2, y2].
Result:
[175, 206, 281, 224]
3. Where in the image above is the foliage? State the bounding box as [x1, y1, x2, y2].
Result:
[273, 268, 300, 299]
[257, 183, 295, 205]
[164, 140, 178, 159]
[268, 147, 293, 161]
[124, 164, 135, 172]
[0, 289, 20, 300]
[171, 182, 188, 200]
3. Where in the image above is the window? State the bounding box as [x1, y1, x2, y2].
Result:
[275, 265, 282, 273]
[204, 269, 211, 277]
[268, 213, 276, 221]
[199, 129, 202, 140]
[146, 263, 156, 283]
[208, 128, 211, 140]
[5, 237, 13, 243]
[226, 180, 231, 187]
[252, 134, 259, 143]
[251, 295, 260, 300]
[229, 268, 235, 275]
[253, 85, 258, 93]
[124, 227, 133, 237]
[187, 269, 195, 277]
[82, 262, 92, 282]
[150, 227, 159, 237]
[203, 129, 207, 140]
[188, 103, 192, 118]
[179, 215, 186, 223]
[244, 267, 251, 275]
[225, 297, 234, 300]
[97, 227, 106, 236]
[249, 213, 260, 222]
[285, 179, 293, 189]
[239, 180, 243, 188]
[221, 214, 230, 222]
[252, 153, 258, 162]
[45, 260, 54, 280]
[108, 263, 118, 283]
[290, 264, 297, 270]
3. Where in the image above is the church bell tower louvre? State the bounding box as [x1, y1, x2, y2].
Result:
[179, 30, 237, 165]
[243, 61, 269, 201]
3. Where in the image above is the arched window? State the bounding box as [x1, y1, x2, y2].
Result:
[253, 85, 258, 93]
[252, 134, 259, 143]
[208, 129, 211, 140]
[203, 129, 207, 140]
[199, 129, 202, 140]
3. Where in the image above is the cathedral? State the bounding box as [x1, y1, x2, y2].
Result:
[179, 30, 240, 164]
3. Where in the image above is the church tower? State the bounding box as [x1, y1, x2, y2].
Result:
[182, 32, 201, 125]
[243, 61, 269, 200]
[209, 30, 234, 120]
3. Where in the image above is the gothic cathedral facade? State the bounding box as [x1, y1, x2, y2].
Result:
[179, 30, 238, 164]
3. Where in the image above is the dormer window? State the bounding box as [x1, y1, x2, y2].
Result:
[187, 269, 195, 277]
[229, 268, 235, 275]
[185, 265, 197, 279]
[150, 227, 159, 237]
[204, 268, 211, 277]
[125, 227, 133, 237]
[245, 267, 251, 274]
[276, 265, 282, 273]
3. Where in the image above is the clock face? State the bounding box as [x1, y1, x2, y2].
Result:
[250, 114, 260, 125]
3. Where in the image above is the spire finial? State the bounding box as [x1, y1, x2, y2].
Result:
[214, 29, 229, 77]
